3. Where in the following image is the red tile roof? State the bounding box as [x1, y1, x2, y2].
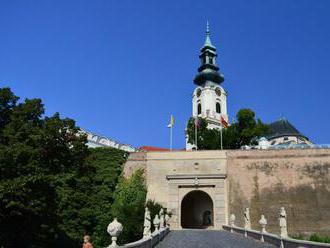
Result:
[139, 146, 186, 152]
[139, 146, 171, 152]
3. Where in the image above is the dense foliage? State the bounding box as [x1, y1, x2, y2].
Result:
[111, 169, 147, 244]
[292, 233, 330, 243]
[186, 108, 270, 150]
[59, 147, 128, 247]
[145, 200, 171, 232]
[0, 87, 130, 248]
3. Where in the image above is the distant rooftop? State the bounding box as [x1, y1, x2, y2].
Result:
[81, 129, 137, 152]
[268, 118, 308, 140]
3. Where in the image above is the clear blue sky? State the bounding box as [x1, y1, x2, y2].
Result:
[1, 0, 329, 149]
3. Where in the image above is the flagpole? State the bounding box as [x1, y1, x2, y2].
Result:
[220, 124, 223, 150]
[195, 118, 198, 150]
[170, 125, 173, 151]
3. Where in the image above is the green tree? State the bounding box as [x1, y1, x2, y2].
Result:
[186, 117, 221, 150]
[186, 108, 270, 150]
[0, 88, 88, 247]
[111, 169, 147, 244]
[57, 147, 127, 247]
[145, 200, 171, 232]
[0, 87, 132, 248]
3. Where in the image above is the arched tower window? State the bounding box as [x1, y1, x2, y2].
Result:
[197, 104, 202, 115]
[216, 102, 221, 114]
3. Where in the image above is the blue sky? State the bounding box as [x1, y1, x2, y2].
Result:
[1, 0, 329, 149]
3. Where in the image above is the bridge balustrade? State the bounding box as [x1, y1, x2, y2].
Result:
[223, 208, 330, 248]
[106, 207, 170, 248]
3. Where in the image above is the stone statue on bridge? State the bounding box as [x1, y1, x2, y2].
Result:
[143, 207, 151, 238]
[279, 207, 288, 238]
[229, 214, 236, 227]
[159, 208, 165, 228]
[165, 213, 170, 227]
[259, 215, 267, 233]
[153, 214, 160, 231]
[244, 207, 251, 230]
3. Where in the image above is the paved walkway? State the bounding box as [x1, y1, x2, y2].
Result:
[156, 230, 275, 248]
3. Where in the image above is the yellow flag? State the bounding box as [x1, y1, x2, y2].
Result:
[167, 115, 174, 128]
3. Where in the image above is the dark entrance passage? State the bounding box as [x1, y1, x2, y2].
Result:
[181, 190, 214, 229]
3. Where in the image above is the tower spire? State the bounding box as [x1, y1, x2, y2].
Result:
[204, 21, 214, 48]
[194, 21, 224, 85]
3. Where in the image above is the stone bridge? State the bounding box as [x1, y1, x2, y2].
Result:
[155, 230, 274, 248]
[106, 209, 330, 248]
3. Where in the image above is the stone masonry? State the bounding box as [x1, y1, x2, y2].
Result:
[123, 148, 330, 235]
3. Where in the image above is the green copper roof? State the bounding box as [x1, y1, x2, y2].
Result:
[204, 21, 215, 48]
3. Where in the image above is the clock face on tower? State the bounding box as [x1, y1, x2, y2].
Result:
[196, 88, 202, 97]
[215, 87, 221, 96]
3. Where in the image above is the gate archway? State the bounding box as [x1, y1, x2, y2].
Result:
[181, 190, 214, 229]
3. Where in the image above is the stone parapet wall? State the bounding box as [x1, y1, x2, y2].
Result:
[227, 148, 330, 236]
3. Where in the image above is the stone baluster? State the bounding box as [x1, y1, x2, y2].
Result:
[259, 214, 267, 242]
[107, 218, 123, 248]
[153, 214, 160, 232]
[229, 214, 236, 233]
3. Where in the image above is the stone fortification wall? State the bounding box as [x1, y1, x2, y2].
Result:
[227, 149, 330, 236]
[124, 149, 330, 234]
[123, 152, 147, 178]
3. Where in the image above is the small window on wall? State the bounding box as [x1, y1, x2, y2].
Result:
[198, 104, 202, 115]
[209, 57, 213, 64]
[216, 102, 221, 114]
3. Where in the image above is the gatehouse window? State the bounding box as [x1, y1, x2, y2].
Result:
[216, 102, 221, 114]
[198, 104, 202, 115]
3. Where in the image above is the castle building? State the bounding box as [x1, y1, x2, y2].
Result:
[187, 23, 228, 150]
[123, 24, 330, 234]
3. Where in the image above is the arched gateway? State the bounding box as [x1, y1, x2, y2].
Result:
[181, 190, 214, 229]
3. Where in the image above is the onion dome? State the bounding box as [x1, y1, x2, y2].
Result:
[194, 21, 224, 86]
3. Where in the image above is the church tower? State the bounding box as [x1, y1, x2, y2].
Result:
[192, 22, 228, 129]
[186, 22, 228, 150]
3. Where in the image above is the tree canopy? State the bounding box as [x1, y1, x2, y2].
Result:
[110, 169, 147, 244]
[0, 87, 130, 247]
[186, 109, 270, 150]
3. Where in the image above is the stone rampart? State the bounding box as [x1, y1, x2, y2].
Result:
[123, 148, 330, 235]
[227, 148, 330, 236]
